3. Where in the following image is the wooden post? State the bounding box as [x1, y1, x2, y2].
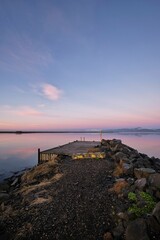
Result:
[100, 130, 102, 142]
[38, 148, 40, 164]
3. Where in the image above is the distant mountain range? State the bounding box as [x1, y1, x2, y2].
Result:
[102, 127, 160, 133]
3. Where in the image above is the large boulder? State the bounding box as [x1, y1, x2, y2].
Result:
[148, 173, 160, 190]
[134, 168, 155, 179]
[125, 218, 149, 240]
[112, 152, 128, 162]
[152, 201, 160, 226]
[135, 178, 147, 190]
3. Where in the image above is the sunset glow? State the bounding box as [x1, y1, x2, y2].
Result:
[0, 1, 160, 130]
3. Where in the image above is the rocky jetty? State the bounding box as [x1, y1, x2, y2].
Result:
[0, 139, 160, 239]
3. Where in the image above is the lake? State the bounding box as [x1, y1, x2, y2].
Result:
[0, 133, 160, 180]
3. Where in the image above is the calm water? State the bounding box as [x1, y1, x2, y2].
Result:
[0, 133, 160, 180]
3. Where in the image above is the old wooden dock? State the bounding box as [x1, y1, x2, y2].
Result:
[38, 140, 106, 163]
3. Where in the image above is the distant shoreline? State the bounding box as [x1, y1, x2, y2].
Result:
[0, 129, 160, 134]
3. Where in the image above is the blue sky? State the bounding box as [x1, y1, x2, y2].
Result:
[0, 0, 160, 130]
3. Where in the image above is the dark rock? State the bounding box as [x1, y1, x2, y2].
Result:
[143, 157, 152, 168]
[134, 168, 155, 179]
[0, 222, 9, 240]
[148, 173, 160, 190]
[120, 146, 132, 155]
[117, 212, 129, 221]
[133, 157, 146, 168]
[0, 182, 10, 192]
[113, 152, 127, 162]
[125, 218, 149, 240]
[127, 178, 135, 185]
[122, 163, 133, 175]
[135, 178, 147, 190]
[103, 232, 113, 240]
[129, 151, 140, 159]
[101, 139, 110, 147]
[110, 139, 122, 147]
[0, 193, 9, 202]
[155, 191, 160, 200]
[152, 201, 160, 225]
[112, 221, 124, 238]
[147, 215, 160, 232]
[111, 144, 122, 153]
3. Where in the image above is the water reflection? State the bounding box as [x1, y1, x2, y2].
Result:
[0, 133, 160, 180]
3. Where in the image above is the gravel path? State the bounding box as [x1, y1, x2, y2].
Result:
[3, 159, 116, 240]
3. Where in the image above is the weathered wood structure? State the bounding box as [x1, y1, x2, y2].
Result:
[38, 141, 106, 163]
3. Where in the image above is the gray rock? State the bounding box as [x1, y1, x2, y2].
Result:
[11, 177, 19, 186]
[117, 212, 129, 221]
[113, 152, 127, 162]
[122, 163, 133, 175]
[125, 218, 149, 240]
[133, 157, 146, 168]
[101, 139, 110, 147]
[135, 178, 147, 190]
[111, 144, 122, 152]
[148, 173, 160, 189]
[152, 201, 160, 225]
[134, 168, 155, 179]
[129, 151, 140, 159]
[110, 139, 122, 147]
[120, 146, 131, 155]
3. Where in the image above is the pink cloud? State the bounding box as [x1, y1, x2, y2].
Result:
[42, 83, 62, 100]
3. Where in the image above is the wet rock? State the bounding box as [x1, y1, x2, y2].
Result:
[152, 201, 160, 225]
[148, 173, 160, 190]
[135, 178, 147, 190]
[134, 168, 155, 179]
[125, 218, 149, 240]
[103, 232, 113, 240]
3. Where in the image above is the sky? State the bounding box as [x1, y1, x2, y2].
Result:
[0, 0, 160, 130]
